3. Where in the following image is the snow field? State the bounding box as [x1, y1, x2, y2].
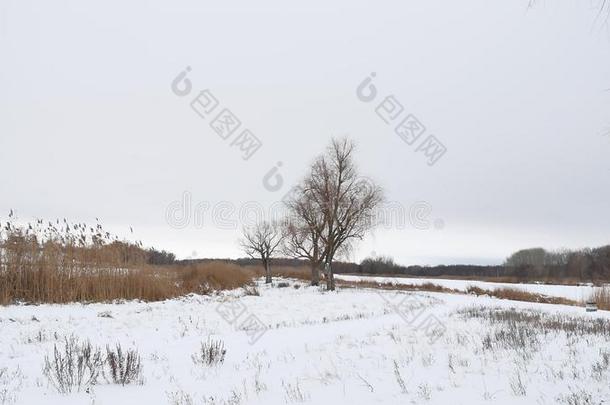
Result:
[0, 279, 609, 404]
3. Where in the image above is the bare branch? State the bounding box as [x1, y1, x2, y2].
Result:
[239, 221, 285, 284]
[286, 137, 384, 290]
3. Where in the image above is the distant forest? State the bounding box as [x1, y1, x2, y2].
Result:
[177, 245, 610, 285]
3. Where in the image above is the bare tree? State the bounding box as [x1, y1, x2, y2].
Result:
[283, 193, 326, 285]
[299, 138, 383, 290]
[240, 221, 284, 284]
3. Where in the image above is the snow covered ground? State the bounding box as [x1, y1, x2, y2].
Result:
[1, 279, 609, 405]
[335, 274, 600, 302]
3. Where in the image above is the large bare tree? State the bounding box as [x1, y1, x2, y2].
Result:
[240, 221, 284, 284]
[293, 138, 383, 290]
[283, 193, 326, 286]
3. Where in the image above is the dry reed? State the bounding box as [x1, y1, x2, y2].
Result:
[0, 215, 254, 304]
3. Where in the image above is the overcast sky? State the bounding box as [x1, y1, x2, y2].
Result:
[1, 0, 609, 265]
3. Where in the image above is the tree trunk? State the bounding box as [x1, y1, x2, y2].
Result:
[310, 263, 320, 286]
[264, 261, 272, 284]
[325, 262, 335, 291]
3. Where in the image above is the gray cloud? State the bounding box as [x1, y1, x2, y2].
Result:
[1, 0, 608, 265]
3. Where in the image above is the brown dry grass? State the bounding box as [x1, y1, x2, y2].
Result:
[271, 265, 310, 281]
[0, 260, 256, 305]
[234, 264, 311, 282]
[593, 287, 610, 310]
[465, 286, 578, 306]
[337, 279, 458, 294]
[0, 218, 255, 304]
[178, 262, 256, 294]
[337, 278, 580, 307]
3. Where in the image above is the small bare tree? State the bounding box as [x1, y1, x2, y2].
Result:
[240, 221, 284, 284]
[297, 138, 383, 290]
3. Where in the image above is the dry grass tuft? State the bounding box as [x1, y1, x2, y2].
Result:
[43, 337, 104, 393]
[105, 344, 143, 385]
[192, 338, 226, 367]
[593, 287, 610, 310]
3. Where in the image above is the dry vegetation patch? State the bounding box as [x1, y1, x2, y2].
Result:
[337, 279, 458, 294]
[0, 217, 255, 304]
[459, 307, 610, 338]
[593, 287, 610, 310]
[192, 338, 227, 367]
[465, 286, 579, 306]
[335, 277, 582, 308]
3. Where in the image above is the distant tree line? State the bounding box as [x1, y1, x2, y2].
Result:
[502, 246, 610, 283]
[146, 248, 176, 265]
[175, 244, 610, 284]
[341, 257, 506, 279]
[345, 246, 610, 284]
[242, 247, 610, 283]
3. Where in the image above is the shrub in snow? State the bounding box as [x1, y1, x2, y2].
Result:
[282, 380, 309, 403]
[242, 284, 260, 296]
[42, 336, 104, 393]
[509, 370, 527, 396]
[393, 360, 407, 394]
[167, 389, 194, 405]
[557, 387, 595, 405]
[104, 344, 143, 385]
[192, 338, 226, 367]
[97, 311, 113, 318]
[0, 366, 25, 404]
